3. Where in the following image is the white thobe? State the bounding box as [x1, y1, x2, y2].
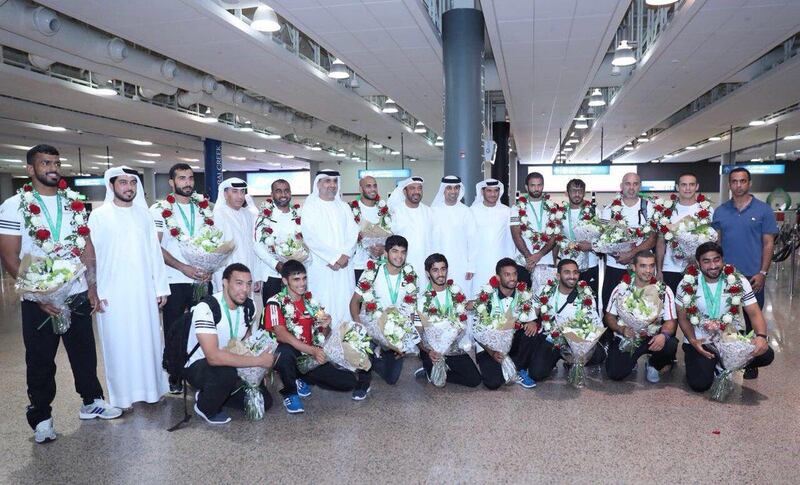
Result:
[212, 207, 259, 292]
[301, 199, 359, 325]
[470, 202, 515, 296]
[390, 202, 433, 287]
[431, 202, 478, 295]
[88, 203, 170, 408]
[254, 208, 299, 280]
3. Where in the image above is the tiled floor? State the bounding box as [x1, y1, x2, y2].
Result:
[0, 270, 798, 484]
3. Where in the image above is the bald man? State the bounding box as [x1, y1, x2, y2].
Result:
[599, 173, 657, 309]
[352, 176, 386, 281]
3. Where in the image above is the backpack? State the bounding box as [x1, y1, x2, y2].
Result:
[162, 294, 256, 378]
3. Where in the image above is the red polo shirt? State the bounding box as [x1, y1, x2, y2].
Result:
[263, 299, 314, 345]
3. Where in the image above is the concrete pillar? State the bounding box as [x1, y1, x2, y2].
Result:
[442, 7, 484, 203]
[142, 167, 156, 206]
[491, 121, 511, 206]
[0, 172, 14, 201]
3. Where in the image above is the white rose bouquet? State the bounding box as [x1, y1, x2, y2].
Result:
[16, 255, 86, 334]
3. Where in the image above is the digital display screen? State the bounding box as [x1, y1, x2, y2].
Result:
[720, 164, 785, 175]
[72, 177, 106, 187]
[529, 165, 637, 192]
[358, 168, 412, 179]
[246, 171, 311, 196]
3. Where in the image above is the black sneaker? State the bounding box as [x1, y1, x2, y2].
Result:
[743, 367, 759, 380]
[168, 380, 183, 395]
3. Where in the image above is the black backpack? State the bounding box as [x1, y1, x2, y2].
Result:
[162, 295, 256, 378]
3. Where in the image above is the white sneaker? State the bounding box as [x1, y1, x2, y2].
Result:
[79, 399, 123, 420]
[34, 418, 57, 444]
[645, 360, 660, 383]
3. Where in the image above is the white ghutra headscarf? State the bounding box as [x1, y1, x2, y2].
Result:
[431, 175, 464, 207]
[214, 177, 257, 217]
[388, 176, 424, 211]
[472, 178, 505, 207]
[103, 166, 147, 209]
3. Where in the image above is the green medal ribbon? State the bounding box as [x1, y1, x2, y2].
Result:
[527, 200, 545, 231]
[383, 265, 402, 305]
[33, 192, 62, 242]
[428, 284, 452, 316]
[175, 200, 196, 237]
[219, 295, 241, 340]
[492, 289, 518, 316]
[699, 274, 723, 319]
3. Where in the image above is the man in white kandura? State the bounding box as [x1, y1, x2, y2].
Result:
[388, 176, 433, 287]
[470, 178, 515, 297]
[430, 175, 478, 296]
[212, 178, 262, 294]
[301, 169, 360, 325]
[88, 167, 170, 409]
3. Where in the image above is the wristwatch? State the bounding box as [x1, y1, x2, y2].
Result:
[756, 333, 768, 340]
[759, 270, 768, 277]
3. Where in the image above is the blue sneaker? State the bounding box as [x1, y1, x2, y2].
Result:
[352, 386, 370, 401]
[516, 369, 537, 389]
[283, 394, 305, 414]
[193, 402, 231, 425]
[296, 379, 311, 398]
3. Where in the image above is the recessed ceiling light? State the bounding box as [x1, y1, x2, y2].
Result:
[123, 139, 152, 145]
[708, 136, 722, 141]
[664, 154, 674, 158]
[784, 134, 800, 140]
[371, 142, 383, 149]
[92, 87, 118, 96]
[92, 155, 114, 159]
[238, 126, 254, 132]
[247, 148, 266, 153]
[749, 120, 766, 126]
[623, 145, 634, 151]
[258, 132, 282, 139]
[30, 123, 67, 132]
[574, 117, 589, 129]
[409, 158, 417, 162]
[564, 147, 574, 152]
[0, 158, 22, 163]
[414, 121, 426, 134]
[61, 163, 73, 167]
[685, 145, 697, 150]
[180, 157, 200, 162]
[776, 152, 786, 157]
[637, 133, 650, 142]
[334, 150, 346, 157]
[192, 114, 218, 123]
[140, 152, 161, 157]
[278, 154, 295, 159]
[190, 165, 201, 169]
[750, 158, 763, 162]
[646, 0, 679, 6]
[268, 162, 281, 167]
[135, 160, 157, 165]
[434, 136, 444, 147]
[390, 150, 400, 155]
[228, 156, 246, 160]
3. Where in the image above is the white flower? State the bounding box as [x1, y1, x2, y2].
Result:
[363, 270, 376, 281]
[455, 303, 466, 314]
[722, 313, 734, 324]
[481, 285, 491, 293]
[403, 265, 413, 273]
[476, 304, 486, 314]
[23, 192, 34, 202]
[690, 316, 700, 325]
[660, 217, 670, 226]
[539, 305, 549, 314]
[450, 284, 461, 294]
[404, 283, 416, 293]
[30, 216, 42, 227]
[683, 275, 695, 284]
[665, 232, 674, 241]
[682, 294, 692, 305]
[730, 296, 741, 306]
[75, 214, 85, 224]
[383, 216, 392, 225]
[555, 211, 563, 219]
[284, 303, 295, 316]
[264, 236, 275, 246]
[75, 237, 86, 249]
[726, 275, 736, 285]
[42, 241, 54, 252]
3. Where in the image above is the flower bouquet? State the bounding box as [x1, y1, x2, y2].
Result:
[321, 321, 373, 372]
[15, 255, 86, 334]
[351, 198, 392, 249]
[615, 279, 665, 353]
[572, 215, 604, 244]
[667, 216, 718, 261]
[418, 316, 465, 387]
[554, 309, 604, 388]
[363, 307, 420, 355]
[472, 311, 518, 384]
[592, 220, 638, 255]
[709, 330, 757, 402]
[225, 329, 278, 421]
[178, 226, 235, 299]
[531, 265, 557, 294]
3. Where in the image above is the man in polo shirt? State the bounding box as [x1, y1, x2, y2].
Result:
[712, 167, 778, 379]
[675, 242, 773, 392]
